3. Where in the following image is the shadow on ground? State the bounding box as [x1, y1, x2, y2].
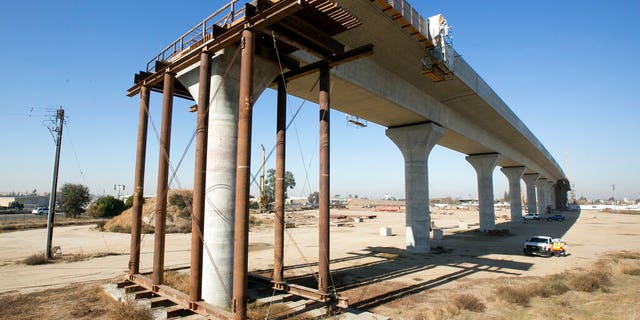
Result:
[251, 209, 581, 312]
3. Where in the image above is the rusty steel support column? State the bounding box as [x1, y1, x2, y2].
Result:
[152, 72, 175, 285]
[190, 52, 211, 302]
[232, 29, 254, 320]
[318, 63, 330, 296]
[129, 86, 150, 275]
[273, 77, 287, 284]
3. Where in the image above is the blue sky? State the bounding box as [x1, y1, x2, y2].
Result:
[0, 0, 638, 201]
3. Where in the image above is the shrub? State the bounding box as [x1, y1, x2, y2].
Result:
[452, 294, 485, 312]
[95, 220, 106, 231]
[567, 270, 610, 292]
[168, 191, 192, 219]
[124, 196, 134, 208]
[494, 284, 531, 306]
[108, 224, 131, 233]
[23, 253, 50, 265]
[541, 274, 570, 296]
[88, 196, 126, 218]
[166, 221, 191, 233]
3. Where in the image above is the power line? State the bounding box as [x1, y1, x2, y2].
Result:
[64, 121, 88, 185]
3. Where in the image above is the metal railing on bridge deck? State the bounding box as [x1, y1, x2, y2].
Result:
[145, 0, 252, 73]
[373, 0, 435, 48]
[373, 0, 454, 81]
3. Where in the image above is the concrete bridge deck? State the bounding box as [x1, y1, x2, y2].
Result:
[283, 0, 564, 181]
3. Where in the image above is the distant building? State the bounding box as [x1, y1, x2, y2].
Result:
[0, 195, 49, 209]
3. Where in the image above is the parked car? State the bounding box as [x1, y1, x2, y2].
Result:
[32, 207, 49, 215]
[546, 214, 566, 221]
[522, 213, 540, 221]
[523, 235, 553, 257]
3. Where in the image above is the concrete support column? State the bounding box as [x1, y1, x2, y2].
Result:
[500, 166, 525, 221]
[522, 173, 539, 214]
[466, 153, 500, 231]
[175, 44, 279, 308]
[547, 181, 556, 210]
[536, 178, 548, 214]
[129, 85, 150, 275]
[386, 122, 444, 253]
[152, 72, 175, 285]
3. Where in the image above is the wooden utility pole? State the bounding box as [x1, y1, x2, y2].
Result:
[46, 107, 64, 260]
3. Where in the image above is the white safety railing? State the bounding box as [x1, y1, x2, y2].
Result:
[145, 0, 254, 73]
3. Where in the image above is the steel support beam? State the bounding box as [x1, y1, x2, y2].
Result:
[189, 52, 211, 302]
[152, 72, 175, 285]
[318, 63, 330, 295]
[279, 44, 373, 82]
[128, 274, 232, 319]
[129, 86, 150, 275]
[232, 29, 255, 320]
[273, 77, 286, 284]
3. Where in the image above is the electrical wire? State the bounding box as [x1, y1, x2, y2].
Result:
[63, 120, 88, 186]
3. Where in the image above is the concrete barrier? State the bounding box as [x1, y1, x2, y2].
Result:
[379, 227, 392, 236]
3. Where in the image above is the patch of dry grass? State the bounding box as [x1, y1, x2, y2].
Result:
[22, 251, 123, 265]
[109, 297, 153, 320]
[566, 269, 610, 292]
[0, 281, 151, 320]
[0, 217, 107, 233]
[452, 293, 485, 312]
[23, 253, 50, 265]
[607, 251, 640, 260]
[623, 268, 640, 276]
[246, 301, 310, 320]
[163, 270, 190, 294]
[58, 252, 123, 263]
[494, 283, 532, 306]
[492, 252, 640, 310]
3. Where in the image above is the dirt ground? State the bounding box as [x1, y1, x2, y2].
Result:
[1, 206, 639, 318]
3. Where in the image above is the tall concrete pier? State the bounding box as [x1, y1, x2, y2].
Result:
[176, 48, 279, 307]
[522, 173, 539, 214]
[466, 154, 500, 231]
[501, 166, 525, 220]
[386, 122, 444, 253]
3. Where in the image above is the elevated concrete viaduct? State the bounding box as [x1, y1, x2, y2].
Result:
[124, 0, 569, 318]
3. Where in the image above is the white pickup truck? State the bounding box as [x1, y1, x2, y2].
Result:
[523, 235, 553, 257]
